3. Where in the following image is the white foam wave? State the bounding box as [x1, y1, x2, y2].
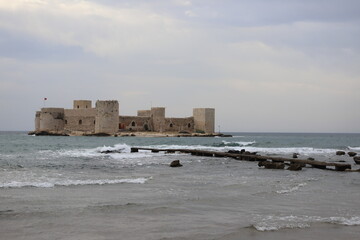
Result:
[276, 183, 307, 194]
[253, 215, 360, 231]
[57, 143, 156, 160]
[0, 177, 149, 188]
[348, 146, 360, 151]
[222, 140, 256, 146]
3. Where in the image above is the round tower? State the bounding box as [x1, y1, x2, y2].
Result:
[35, 111, 41, 131]
[73, 100, 92, 109]
[39, 108, 65, 132]
[95, 100, 119, 134]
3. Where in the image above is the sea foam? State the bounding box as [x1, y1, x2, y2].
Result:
[0, 177, 149, 188]
[252, 215, 360, 231]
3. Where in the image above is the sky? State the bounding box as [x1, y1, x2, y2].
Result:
[0, 0, 359, 132]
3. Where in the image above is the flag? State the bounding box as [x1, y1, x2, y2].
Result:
[44, 98, 47, 101]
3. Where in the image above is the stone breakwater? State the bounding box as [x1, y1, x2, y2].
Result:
[130, 147, 359, 172]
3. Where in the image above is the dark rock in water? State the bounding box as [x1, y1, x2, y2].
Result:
[287, 164, 303, 171]
[228, 150, 240, 154]
[307, 157, 315, 161]
[258, 161, 285, 169]
[35, 131, 69, 136]
[100, 150, 123, 154]
[336, 151, 346, 156]
[348, 152, 357, 157]
[240, 149, 246, 153]
[84, 132, 111, 137]
[337, 160, 346, 163]
[354, 157, 360, 164]
[170, 160, 183, 168]
[292, 153, 299, 159]
[244, 151, 251, 155]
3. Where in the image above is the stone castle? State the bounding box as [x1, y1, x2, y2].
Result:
[33, 100, 215, 136]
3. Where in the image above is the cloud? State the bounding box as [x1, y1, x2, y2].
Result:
[0, 0, 359, 132]
[0, 0, 188, 57]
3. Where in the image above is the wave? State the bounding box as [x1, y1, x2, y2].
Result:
[221, 140, 256, 147]
[252, 215, 360, 231]
[0, 177, 150, 188]
[276, 183, 307, 194]
[55, 144, 157, 160]
[348, 146, 360, 151]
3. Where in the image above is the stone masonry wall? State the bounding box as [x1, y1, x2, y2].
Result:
[119, 116, 151, 131]
[164, 117, 194, 132]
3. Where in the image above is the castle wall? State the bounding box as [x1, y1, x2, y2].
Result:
[119, 116, 151, 131]
[95, 100, 119, 134]
[164, 117, 194, 132]
[150, 107, 165, 132]
[35, 111, 40, 131]
[39, 108, 65, 132]
[73, 100, 92, 109]
[34, 100, 215, 135]
[64, 109, 96, 132]
[137, 110, 151, 117]
[193, 108, 215, 133]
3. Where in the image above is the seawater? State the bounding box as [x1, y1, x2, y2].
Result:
[0, 131, 360, 240]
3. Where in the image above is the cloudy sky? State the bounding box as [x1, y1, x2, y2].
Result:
[0, 0, 359, 132]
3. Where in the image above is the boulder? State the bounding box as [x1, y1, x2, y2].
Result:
[336, 151, 346, 156]
[287, 164, 303, 171]
[354, 157, 360, 164]
[307, 157, 315, 161]
[258, 161, 285, 169]
[228, 150, 240, 154]
[170, 160, 183, 168]
[292, 153, 299, 159]
[348, 152, 357, 157]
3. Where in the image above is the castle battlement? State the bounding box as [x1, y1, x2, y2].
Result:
[34, 100, 215, 135]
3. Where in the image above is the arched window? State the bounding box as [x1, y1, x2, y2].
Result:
[94, 120, 96, 124]
[65, 120, 68, 125]
[77, 105, 79, 109]
[131, 121, 136, 127]
[170, 123, 173, 128]
[144, 124, 149, 131]
[188, 123, 191, 128]
[79, 120, 82, 125]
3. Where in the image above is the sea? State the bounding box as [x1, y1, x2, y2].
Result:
[0, 131, 359, 240]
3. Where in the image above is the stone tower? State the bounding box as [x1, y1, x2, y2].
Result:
[39, 108, 65, 132]
[35, 111, 41, 131]
[73, 100, 92, 109]
[150, 107, 165, 132]
[193, 108, 215, 133]
[95, 100, 119, 134]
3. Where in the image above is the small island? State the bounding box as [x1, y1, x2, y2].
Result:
[29, 100, 226, 137]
